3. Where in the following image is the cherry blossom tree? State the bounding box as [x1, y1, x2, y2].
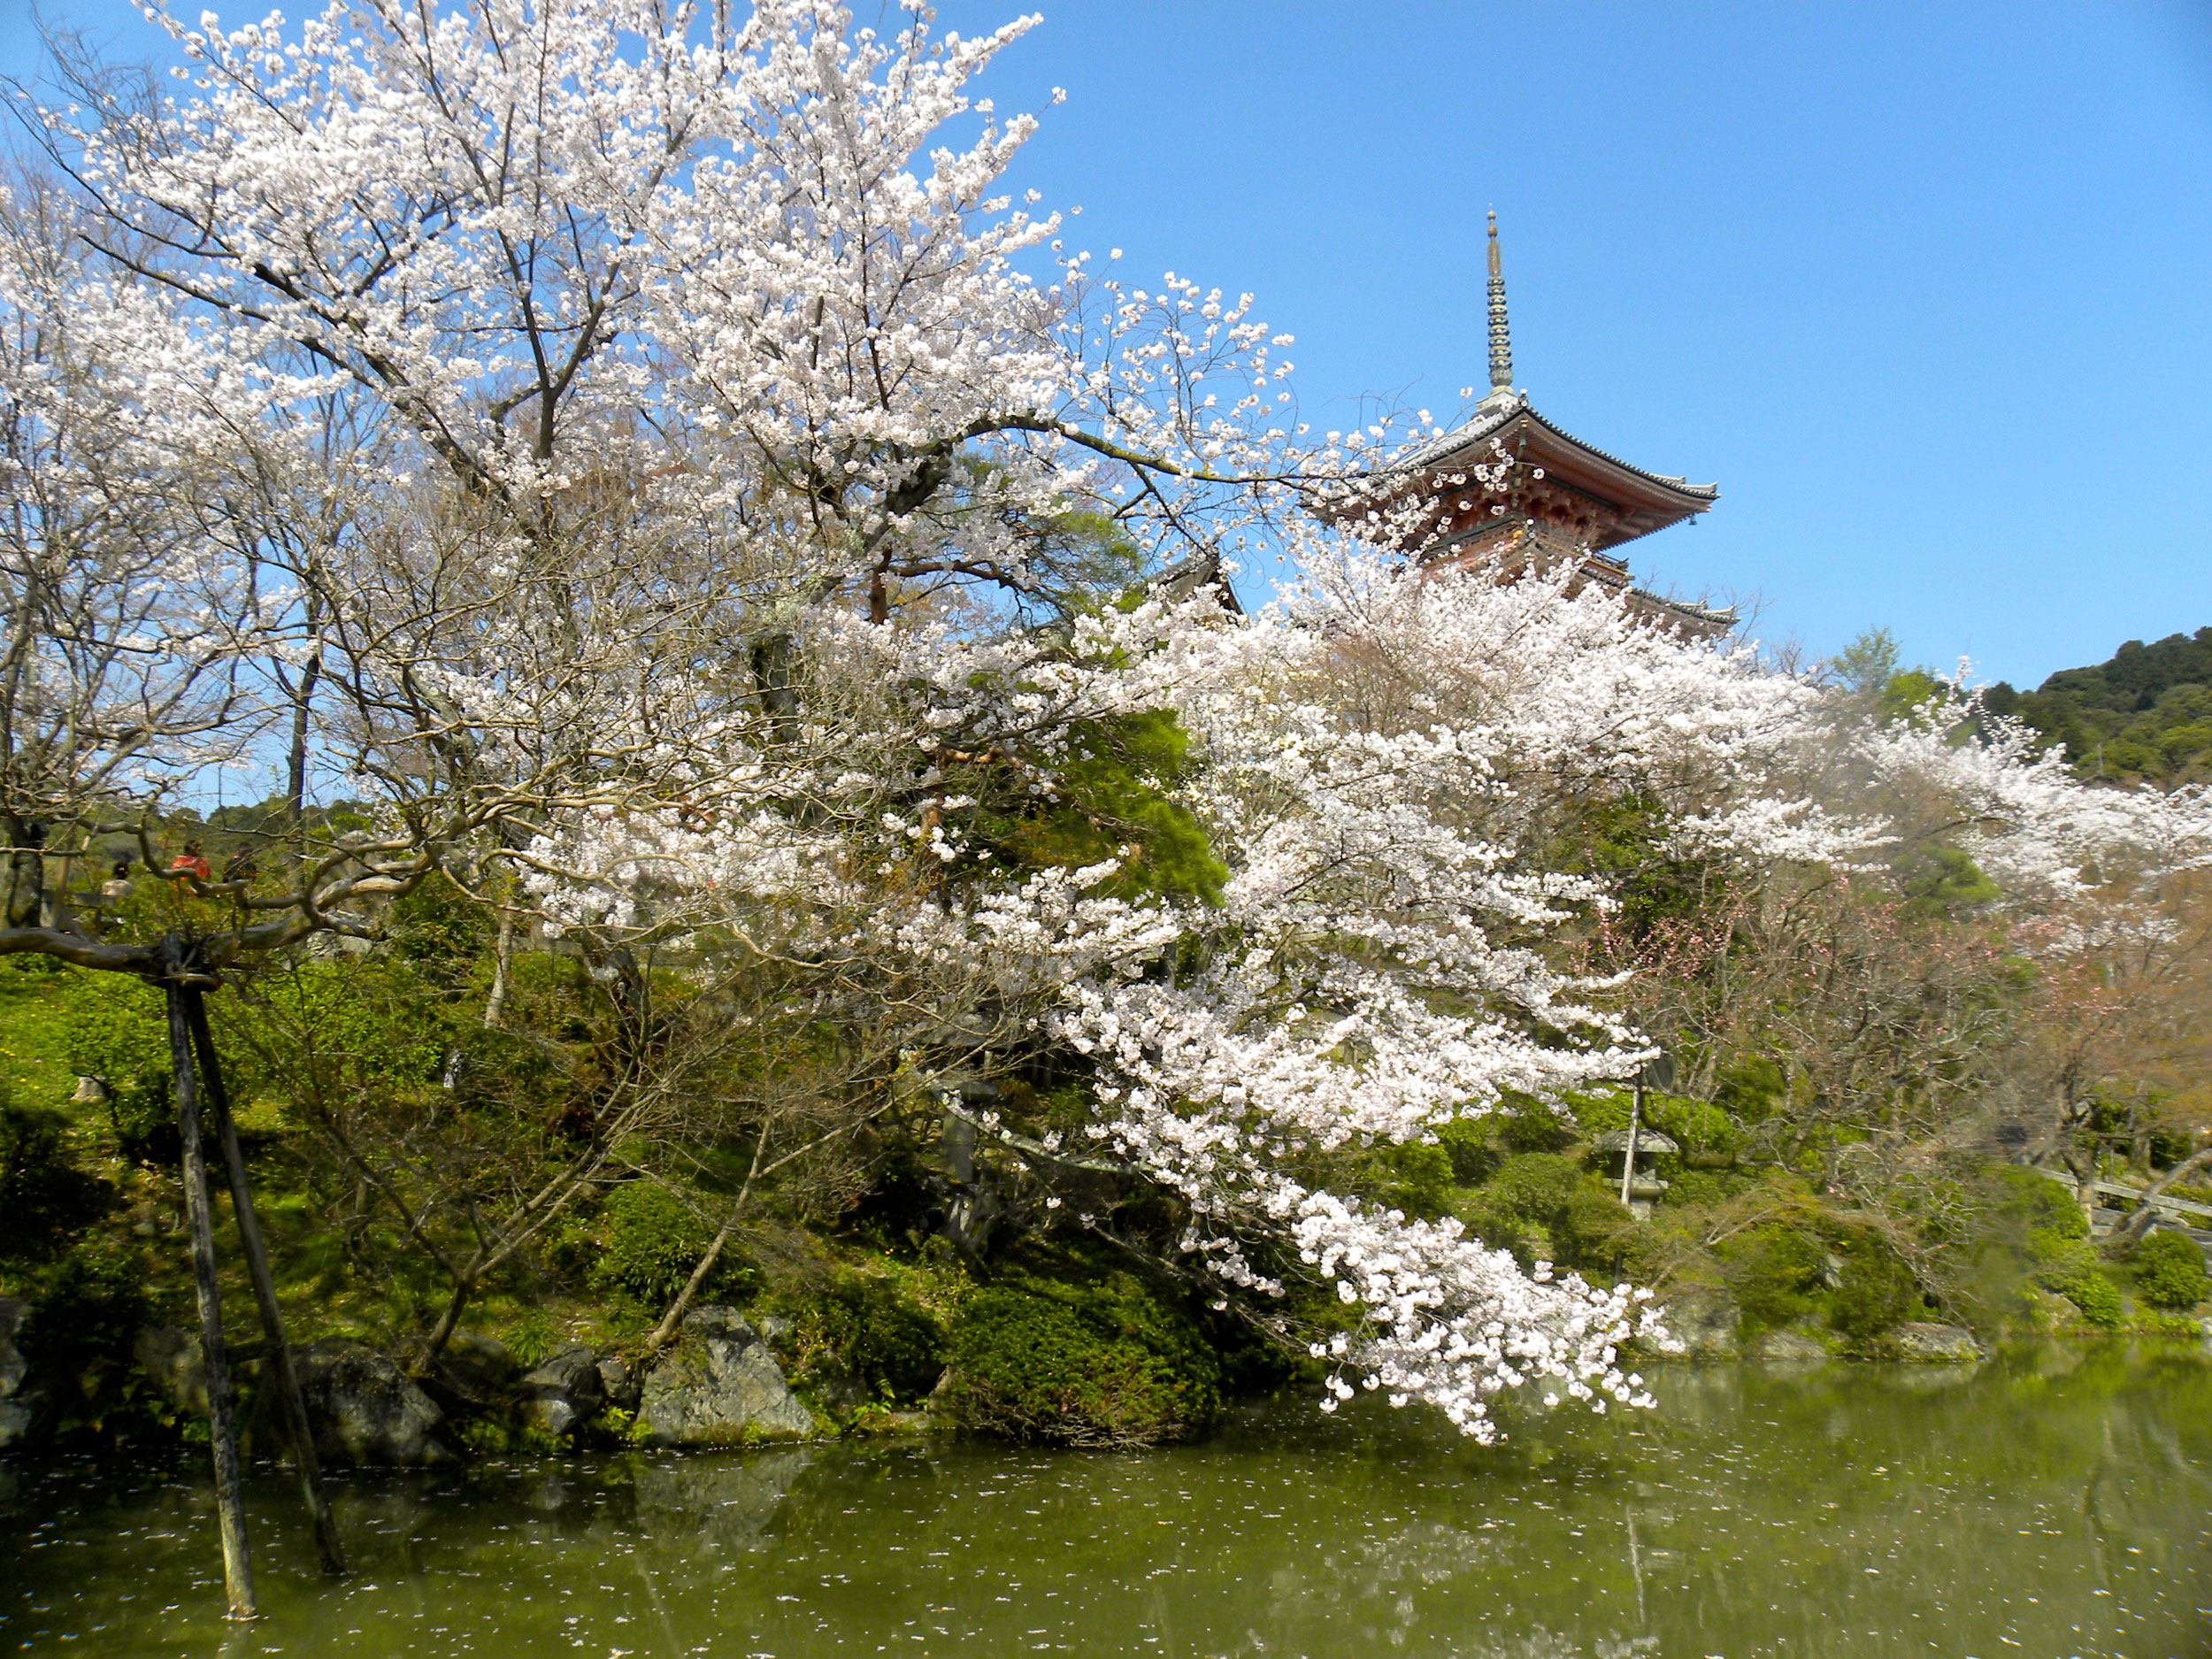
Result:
[10, 0, 2211, 1515]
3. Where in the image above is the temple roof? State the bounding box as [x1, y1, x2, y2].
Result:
[1402, 389, 1718, 552]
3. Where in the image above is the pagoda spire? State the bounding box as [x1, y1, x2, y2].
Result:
[1486, 208, 1512, 396]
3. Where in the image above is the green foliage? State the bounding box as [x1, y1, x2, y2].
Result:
[775, 1268, 947, 1405]
[1984, 626, 2212, 782]
[1713, 1056, 1786, 1122]
[1829, 1246, 1917, 1338]
[1431, 1114, 1497, 1183]
[19, 1233, 148, 1370]
[0, 1086, 110, 1259]
[61, 971, 175, 1159]
[1993, 1165, 2089, 1242]
[1717, 1222, 1828, 1333]
[1455, 1151, 1647, 1277]
[580, 1182, 718, 1307]
[1356, 1140, 1456, 1221]
[385, 873, 494, 984]
[228, 957, 459, 1102]
[987, 712, 1227, 907]
[1568, 1087, 1740, 1158]
[1489, 1092, 1577, 1155]
[1894, 845, 2000, 918]
[940, 1265, 1219, 1447]
[2052, 1265, 2124, 1327]
[2129, 1231, 2210, 1310]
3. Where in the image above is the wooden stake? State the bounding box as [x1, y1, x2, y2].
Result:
[166, 976, 256, 1620]
[184, 986, 347, 1577]
[1620, 1084, 1642, 1208]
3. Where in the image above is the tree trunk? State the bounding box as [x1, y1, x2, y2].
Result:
[484, 908, 517, 1029]
[2, 812, 43, 929]
[287, 596, 323, 865]
[184, 988, 346, 1577]
[426, 1272, 475, 1357]
[166, 978, 256, 1620]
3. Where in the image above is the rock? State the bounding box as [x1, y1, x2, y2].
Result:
[284, 1343, 454, 1465]
[416, 1331, 518, 1417]
[441, 1332, 518, 1393]
[0, 1298, 50, 1452]
[1885, 1322, 1983, 1363]
[637, 1306, 816, 1447]
[518, 1345, 605, 1439]
[134, 1325, 209, 1418]
[1650, 1288, 1739, 1358]
[68, 1076, 110, 1105]
[598, 1356, 642, 1414]
[1751, 1328, 1831, 1363]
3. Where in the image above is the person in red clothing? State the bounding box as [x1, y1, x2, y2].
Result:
[169, 840, 212, 882]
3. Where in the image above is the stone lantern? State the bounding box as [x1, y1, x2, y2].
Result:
[1596, 1126, 1678, 1220]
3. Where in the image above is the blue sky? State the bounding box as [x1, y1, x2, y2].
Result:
[4, 0, 2208, 687]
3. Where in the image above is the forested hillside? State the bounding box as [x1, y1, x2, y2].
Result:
[1985, 627, 2212, 783]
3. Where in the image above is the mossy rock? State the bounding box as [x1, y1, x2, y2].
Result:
[937, 1267, 1219, 1448]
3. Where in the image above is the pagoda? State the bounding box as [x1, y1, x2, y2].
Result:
[1372, 212, 1732, 636]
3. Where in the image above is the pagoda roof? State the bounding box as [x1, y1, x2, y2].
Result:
[1401, 390, 1718, 550]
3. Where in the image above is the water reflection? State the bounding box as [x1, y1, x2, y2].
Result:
[1, 1341, 2206, 1658]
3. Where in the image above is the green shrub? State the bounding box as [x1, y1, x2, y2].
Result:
[1490, 1093, 1578, 1155]
[1487, 1151, 1584, 1218]
[779, 1269, 947, 1405]
[1719, 1224, 1828, 1333]
[2052, 1266, 2124, 1327]
[1358, 1141, 1455, 1221]
[1829, 1248, 1917, 1338]
[0, 1087, 110, 1258]
[20, 1233, 149, 1370]
[940, 1270, 1219, 1447]
[62, 971, 176, 1160]
[1993, 1165, 2088, 1242]
[1432, 1115, 1497, 1183]
[2131, 1231, 2210, 1310]
[583, 1181, 716, 1306]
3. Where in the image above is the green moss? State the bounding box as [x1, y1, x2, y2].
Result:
[939, 1267, 1219, 1447]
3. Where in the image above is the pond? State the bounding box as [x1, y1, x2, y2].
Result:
[3, 1341, 2207, 1658]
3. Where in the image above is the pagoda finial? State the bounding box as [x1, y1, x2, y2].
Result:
[1486, 208, 1513, 396]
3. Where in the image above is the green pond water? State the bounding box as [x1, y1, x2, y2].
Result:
[3, 1342, 2208, 1659]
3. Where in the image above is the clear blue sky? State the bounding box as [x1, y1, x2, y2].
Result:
[5, 0, 2208, 687]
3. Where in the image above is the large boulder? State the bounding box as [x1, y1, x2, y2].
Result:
[597, 1355, 642, 1414]
[415, 1331, 519, 1419]
[284, 1343, 454, 1465]
[518, 1345, 606, 1439]
[1651, 1287, 1739, 1358]
[1751, 1327, 1831, 1363]
[1884, 1322, 1984, 1363]
[0, 1297, 50, 1452]
[637, 1307, 815, 1447]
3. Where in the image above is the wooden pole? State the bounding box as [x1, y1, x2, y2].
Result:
[166, 972, 257, 1620]
[184, 986, 347, 1577]
[1620, 1083, 1642, 1208]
